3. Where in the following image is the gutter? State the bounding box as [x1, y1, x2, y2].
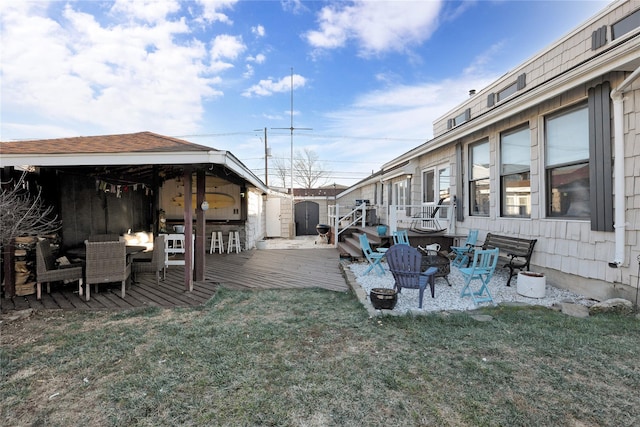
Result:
[609, 66, 640, 268]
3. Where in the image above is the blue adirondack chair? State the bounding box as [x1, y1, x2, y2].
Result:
[392, 230, 410, 245]
[450, 229, 479, 268]
[459, 247, 500, 305]
[386, 244, 438, 308]
[359, 234, 386, 276]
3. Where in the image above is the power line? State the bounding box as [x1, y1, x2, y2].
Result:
[174, 131, 424, 143]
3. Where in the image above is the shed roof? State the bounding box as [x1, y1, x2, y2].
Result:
[0, 131, 268, 192]
[0, 131, 213, 155]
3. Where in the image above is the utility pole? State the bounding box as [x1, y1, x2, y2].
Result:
[254, 127, 269, 186]
[273, 68, 311, 239]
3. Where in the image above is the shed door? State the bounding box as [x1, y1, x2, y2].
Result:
[266, 198, 281, 237]
[295, 201, 319, 235]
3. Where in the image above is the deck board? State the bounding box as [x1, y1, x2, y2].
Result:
[1, 247, 349, 312]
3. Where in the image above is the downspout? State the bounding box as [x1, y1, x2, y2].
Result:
[609, 66, 640, 267]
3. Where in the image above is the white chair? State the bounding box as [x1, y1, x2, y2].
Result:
[209, 231, 225, 254]
[227, 230, 241, 253]
[164, 233, 194, 269]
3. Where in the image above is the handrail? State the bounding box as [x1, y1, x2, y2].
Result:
[328, 203, 367, 247]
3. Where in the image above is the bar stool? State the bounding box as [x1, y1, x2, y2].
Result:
[227, 230, 241, 253]
[209, 231, 224, 254]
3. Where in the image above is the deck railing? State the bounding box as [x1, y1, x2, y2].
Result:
[388, 200, 455, 234]
[329, 200, 455, 247]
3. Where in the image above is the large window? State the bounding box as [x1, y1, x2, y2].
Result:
[469, 141, 490, 216]
[545, 105, 589, 218]
[500, 126, 531, 217]
[423, 165, 450, 217]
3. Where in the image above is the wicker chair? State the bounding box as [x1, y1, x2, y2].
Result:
[85, 240, 131, 301]
[132, 235, 165, 285]
[36, 240, 84, 300]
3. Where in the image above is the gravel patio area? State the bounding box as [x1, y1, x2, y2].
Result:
[349, 261, 595, 314]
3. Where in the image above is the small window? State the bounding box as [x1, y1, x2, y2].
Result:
[545, 105, 589, 218]
[612, 9, 640, 40]
[497, 82, 517, 102]
[448, 108, 471, 129]
[469, 140, 490, 216]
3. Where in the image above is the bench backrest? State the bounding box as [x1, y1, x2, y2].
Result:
[482, 233, 537, 258]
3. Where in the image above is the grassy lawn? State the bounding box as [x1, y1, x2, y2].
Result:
[2, 288, 639, 426]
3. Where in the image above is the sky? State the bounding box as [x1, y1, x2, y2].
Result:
[1, 0, 611, 187]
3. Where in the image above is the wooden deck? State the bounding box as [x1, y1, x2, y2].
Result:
[1, 247, 348, 312]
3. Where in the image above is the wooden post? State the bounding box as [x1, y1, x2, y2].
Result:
[194, 170, 206, 282]
[183, 167, 193, 292]
[2, 240, 15, 298]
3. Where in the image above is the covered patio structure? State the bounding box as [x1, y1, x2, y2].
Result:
[1, 132, 270, 298]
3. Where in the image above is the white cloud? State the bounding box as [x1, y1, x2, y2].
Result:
[242, 73, 306, 97]
[195, 0, 238, 24]
[0, 2, 224, 138]
[251, 24, 265, 37]
[281, 0, 307, 15]
[320, 65, 497, 177]
[210, 34, 245, 60]
[247, 53, 266, 64]
[243, 64, 255, 78]
[209, 34, 246, 71]
[111, 0, 182, 23]
[305, 0, 442, 56]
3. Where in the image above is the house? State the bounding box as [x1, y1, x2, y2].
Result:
[337, 0, 640, 302]
[0, 131, 278, 295]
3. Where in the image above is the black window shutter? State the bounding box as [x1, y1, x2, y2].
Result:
[591, 26, 607, 50]
[487, 93, 495, 107]
[587, 81, 613, 232]
[517, 73, 526, 90]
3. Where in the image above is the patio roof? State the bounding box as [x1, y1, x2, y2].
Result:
[0, 131, 268, 192]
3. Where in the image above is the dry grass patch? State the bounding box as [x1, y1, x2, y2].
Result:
[1, 289, 639, 426]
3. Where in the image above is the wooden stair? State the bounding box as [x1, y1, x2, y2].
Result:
[335, 226, 390, 260]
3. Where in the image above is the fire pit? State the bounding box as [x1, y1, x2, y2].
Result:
[316, 224, 331, 244]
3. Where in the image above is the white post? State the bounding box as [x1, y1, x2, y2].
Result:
[334, 204, 340, 248]
[360, 203, 366, 228]
[389, 205, 397, 233]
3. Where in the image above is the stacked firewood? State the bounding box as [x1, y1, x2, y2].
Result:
[14, 236, 37, 296]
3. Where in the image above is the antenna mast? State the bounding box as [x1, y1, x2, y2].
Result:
[273, 67, 311, 238]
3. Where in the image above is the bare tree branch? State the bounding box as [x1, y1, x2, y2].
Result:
[272, 156, 289, 188]
[1, 172, 61, 245]
[293, 148, 329, 189]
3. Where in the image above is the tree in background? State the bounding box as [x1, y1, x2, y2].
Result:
[272, 156, 289, 189]
[293, 148, 329, 189]
[270, 149, 330, 189]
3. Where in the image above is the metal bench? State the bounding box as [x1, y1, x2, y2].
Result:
[481, 233, 537, 287]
